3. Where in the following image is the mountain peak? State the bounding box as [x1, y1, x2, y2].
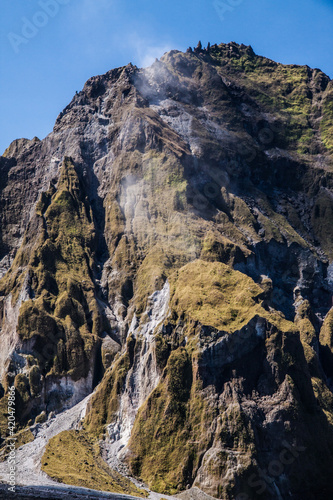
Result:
[1, 43, 333, 499]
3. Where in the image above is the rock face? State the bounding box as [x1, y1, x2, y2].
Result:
[0, 42, 333, 499]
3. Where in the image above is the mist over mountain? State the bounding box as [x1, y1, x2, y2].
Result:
[0, 42, 333, 499]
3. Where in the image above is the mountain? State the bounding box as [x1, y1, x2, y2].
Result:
[0, 41, 333, 499]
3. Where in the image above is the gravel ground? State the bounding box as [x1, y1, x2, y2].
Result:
[0, 395, 91, 488]
[0, 483, 144, 499]
[0, 395, 174, 500]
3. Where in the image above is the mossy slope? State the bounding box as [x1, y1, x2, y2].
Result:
[82, 260, 333, 498]
[41, 429, 146, 496]
[0, 158, 102, 423]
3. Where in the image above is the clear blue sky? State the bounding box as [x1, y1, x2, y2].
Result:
[0, 0, 332, 154]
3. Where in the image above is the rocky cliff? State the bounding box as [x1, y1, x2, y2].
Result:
[0, 42, 333, 499]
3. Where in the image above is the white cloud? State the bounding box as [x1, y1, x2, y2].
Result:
[126, 34, 173, 68]
[137, 43, 173, 68]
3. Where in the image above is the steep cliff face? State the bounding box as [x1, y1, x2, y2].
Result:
[0, 42, 333, 499]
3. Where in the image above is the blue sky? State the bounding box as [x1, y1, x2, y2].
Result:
[0, 0, 332, 154]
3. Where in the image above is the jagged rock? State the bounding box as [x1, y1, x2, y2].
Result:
[194, 41, 202, 53]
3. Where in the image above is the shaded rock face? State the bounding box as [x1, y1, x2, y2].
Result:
[0, 42, 333, 498]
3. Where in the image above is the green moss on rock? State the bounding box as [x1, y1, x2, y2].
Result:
[169, 260, 293, 333]
[41, 429, 147, 496]
[15, 158, 101, 381]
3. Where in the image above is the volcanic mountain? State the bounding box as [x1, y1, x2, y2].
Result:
[0, 42, 333, 500]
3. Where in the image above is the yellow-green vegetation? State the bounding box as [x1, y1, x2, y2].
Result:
[35, 411, 47, 424]
[205, 43, 333, 156]
[0, 158, 104, 424]
[83, 258, 298, 494]
[170, 260, 262, 331]
[0, 395, 34, 456]
[215, 186, 310, 254]
[0, 378, 37, 434]
[256, 195, 308, 248]
[169, 260, 294, 333]
[0, 395, 9, 440]
[85, 337, 134, 438]
[134, 245, 186, 315]
[200, 230, 249, 265]
[0, 427, 34, 462]
[320, 308, 333, 351]
[85, 259, 295, 470]
[311, 190, 333, 260]
[127, 343, 256, 494]
[294, 300, 316, 343]
[294, 299, 318, 369]
[13, 427, 34, 448]
[101, 148, 195, 316]
[16, 158, 100, 381]
[122, 255, 306, 494]
[41, 429, 147, 496]
[144, 46, 332, 263]
[311, 377, 333, 428]
[102, 147, 205, 315]
[128, 347, 212, 494]
[128, 374, 255, 495]
[225, 194, 261, 244]
[321, 82, 333, 151]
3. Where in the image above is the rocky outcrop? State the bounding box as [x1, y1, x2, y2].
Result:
[124, 261, 333, 499]
[0, 42, 333, 499]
